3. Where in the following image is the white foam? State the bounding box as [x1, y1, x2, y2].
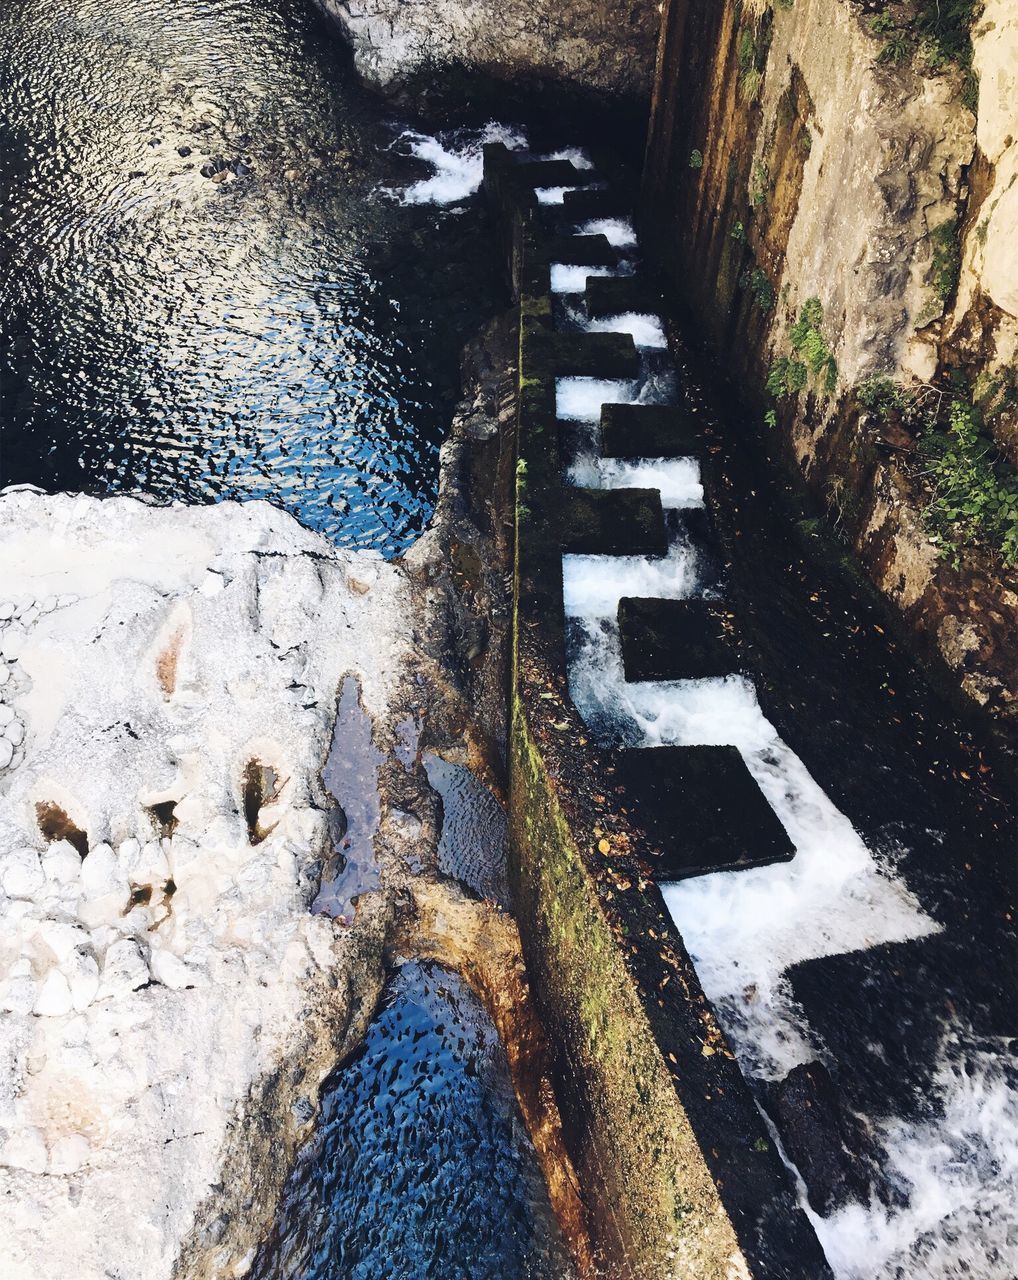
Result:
[576, 217, 637, 248]
[536, 186, 581, 205]
[563, 538, 701, 616]
[567, 457, 704, 508]
[555, 377, 638, 421]
[550, 263, 620, 293]
[385, 123, 526, 205]
[809, 1032, 1018, 1279]
[584, 312, 667, 349]
[534, 148, 595, 170]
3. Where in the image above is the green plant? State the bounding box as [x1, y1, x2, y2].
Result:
[764, 408, 779, 428]
[920, 399, 1018, 565]
[768, 297, 838, 399]
[750, 161, 770, 208]
[869, 10, 896, 34]
[689, 149, 704, 169]
[737, 22, 771, 102]
[776, 0, 794, 9]
[930, 218, 961, 303]
[730, 220, 746, 241]
[879, 30, 912, 64]
[747, 267, 775, 311]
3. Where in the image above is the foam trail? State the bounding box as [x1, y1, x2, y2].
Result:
[808, 1031, 1018, 1279]
[550, 263, 619, 293]
[576, 217, 637, 248]
[534, 147, 594, 169]
[556, 377, 638, 421]
[563, 536, 702, 616]
[536, 186, 582, 204]
[584, 313, 667, 349]
[385, 123, 526, 205]
[567, 456, 704, 507]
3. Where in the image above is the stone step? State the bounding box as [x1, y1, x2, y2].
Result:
[786, 932, 1016, 1125]
[546, 234, 618, 267]
[544, 331, 640, 379]
[615, 745, 795, 879]
[561, 487, 668, 557]
[600, 403, 701, 459]
[585, 275, 661, 319]
[561, 187, 630, 218]
[617, 598, 737, 682]
[510, 159, 596, 190]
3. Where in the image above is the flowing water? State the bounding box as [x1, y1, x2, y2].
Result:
[0, 0, 567, 1273]
[251, 962, 571, 1280]
[0, 0, 514, 554]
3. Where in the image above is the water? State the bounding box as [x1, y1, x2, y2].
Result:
[0, 0, 505, 555]
[250, 961, 572, 1280]
[548, 175, 1017, 1276]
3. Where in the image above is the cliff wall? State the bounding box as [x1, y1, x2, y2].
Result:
[642, 0, 1018, 743]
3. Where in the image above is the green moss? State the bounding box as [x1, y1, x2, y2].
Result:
[689, 148, 704, 170]
[930, 218, 961, 304]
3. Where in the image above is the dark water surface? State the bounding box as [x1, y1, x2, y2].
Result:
[251, 962, 572, 1280]
[0, 0, 501, 553]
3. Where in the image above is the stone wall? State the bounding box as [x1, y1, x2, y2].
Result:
[642, 0, 1018, 743]
[313, 0, 660, 101]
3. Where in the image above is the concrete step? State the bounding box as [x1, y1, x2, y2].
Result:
[544, 331, 640, 379]
[546, 234, 618, 266]
[585, 276, 662, 319]
[561, 487, 668, 557]
[615, 745, 795, 879]
[560, 187, 630, 218]
[617, 598, 737, 682]
[787, 933, 1016, 1124]
[600, 403, 701, 459]
[510, 159, 596, 190]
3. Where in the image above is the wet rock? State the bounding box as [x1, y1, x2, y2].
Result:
[764, 1061, 877, 1216]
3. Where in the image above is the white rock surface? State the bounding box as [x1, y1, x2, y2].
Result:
[0, 492, 412, 1280]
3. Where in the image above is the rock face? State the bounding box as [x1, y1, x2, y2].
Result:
[642, 0, 1018, 739]
[313, 0, 660, 100]
[0, 492, 411, 1280]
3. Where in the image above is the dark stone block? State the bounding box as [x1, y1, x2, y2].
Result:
[509, 159, 595, 190]
[788, 934, 1018, 1125]
[546, 234, 618, 266]
[544, 331, 640, 379]
[561, 487, 668, 557]
[560, 188, 630, 218]
[586, 275, 662, 319]
[601, 403, 702, 458]
[763, 1063, 881, 1217]
[616, 745, 795, 878]
[618, 598, 737, 682]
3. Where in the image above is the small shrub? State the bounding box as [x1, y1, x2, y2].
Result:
[730, 220, 746, 241]
[689, 149, 704, 169]
[920, 399, 1018, 565]
[768, 297, 837, 400]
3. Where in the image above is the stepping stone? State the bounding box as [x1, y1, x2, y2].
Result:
[561, 487, 667, 557]
[546, 234, 618, 267]
[615, 745, 795, 879]
[600, 404, 701, 459]
[617, 598, 737, 682]
[586, 276, 662, 319]
[544, 332, 640, 379]
[561, 188, 629, 218]
[510, 159, 595, 189]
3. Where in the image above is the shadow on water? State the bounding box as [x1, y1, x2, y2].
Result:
[0, 0, 505, 555]
[250, 960, 574, 1280]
